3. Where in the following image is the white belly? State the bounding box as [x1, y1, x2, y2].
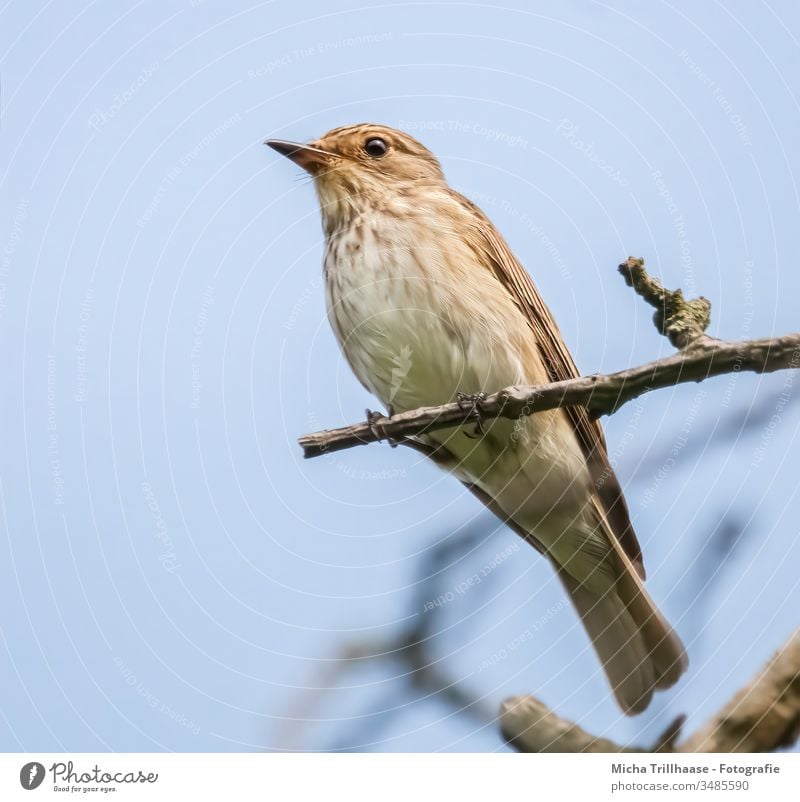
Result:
[324, 222, 524, 411]
[323, 217, 591, 528]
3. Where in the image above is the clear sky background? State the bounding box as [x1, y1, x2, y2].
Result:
[1, 0, 799, 752]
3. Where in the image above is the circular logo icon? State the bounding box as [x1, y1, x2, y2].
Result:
[19, 762, 45, 790]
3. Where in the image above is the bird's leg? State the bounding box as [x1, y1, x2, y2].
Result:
[456, 392, 487, 438]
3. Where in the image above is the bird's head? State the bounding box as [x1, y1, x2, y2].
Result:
[266, 124, 445, 230]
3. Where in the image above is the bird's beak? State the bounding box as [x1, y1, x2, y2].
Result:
[265, 139, 335, 173]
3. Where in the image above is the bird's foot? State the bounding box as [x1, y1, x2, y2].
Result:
[365, 408, 398, 448]
[456, 392, 487, 438]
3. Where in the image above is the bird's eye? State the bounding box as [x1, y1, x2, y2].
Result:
[364, 137, 388, 158]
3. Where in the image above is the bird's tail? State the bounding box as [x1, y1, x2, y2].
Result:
[556, 560, 688, 715]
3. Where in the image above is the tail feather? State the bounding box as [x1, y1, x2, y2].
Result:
[614, 563, 688, 690]
[592, 498, 689, 690]
[556, 562, 688, 714]
[429, 467, 688, 714]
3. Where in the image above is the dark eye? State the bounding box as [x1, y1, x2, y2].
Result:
[364, 137, 388, 158]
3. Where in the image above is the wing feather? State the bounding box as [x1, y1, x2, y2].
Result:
[456, 194, 644, 576]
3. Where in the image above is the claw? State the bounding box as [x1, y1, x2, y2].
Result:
[456, 392, 487, 438]
[365, 408, 385, 438]
[365, 408, 399, 447]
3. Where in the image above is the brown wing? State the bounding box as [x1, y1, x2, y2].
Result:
[457, 195, 644, 577]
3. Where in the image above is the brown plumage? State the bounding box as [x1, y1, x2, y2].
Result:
[267, 123, 688, 714]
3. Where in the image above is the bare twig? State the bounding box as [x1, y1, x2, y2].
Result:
[501, 630, 800, 753]
[299, 257, 800, 458]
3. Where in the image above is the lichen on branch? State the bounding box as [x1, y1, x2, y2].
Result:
[618, 256, 712, 348]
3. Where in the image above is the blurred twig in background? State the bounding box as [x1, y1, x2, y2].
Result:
[277, 516, 502, 751]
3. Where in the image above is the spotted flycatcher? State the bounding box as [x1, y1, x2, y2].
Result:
[267, 124, 687, 713]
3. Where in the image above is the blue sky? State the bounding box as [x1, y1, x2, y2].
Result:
[1, 0, 799, 751]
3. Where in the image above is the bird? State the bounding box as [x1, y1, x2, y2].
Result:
[266, 123, 687, 714]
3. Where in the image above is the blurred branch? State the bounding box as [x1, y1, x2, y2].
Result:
[500, 695, 645, 753]
[627, 386, 799, 483]
[279, 515, 503, 750]
[299, 257, 800, 458]
[501, 629, 800, 753]
[680, 629, 800, 752]
[344, 517, 503, 725]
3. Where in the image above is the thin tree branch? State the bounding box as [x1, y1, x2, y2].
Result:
[298, 257, 800, 459]
[501, 629, 800, 753]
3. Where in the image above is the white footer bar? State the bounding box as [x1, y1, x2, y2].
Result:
[1, 753, 796, 800]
